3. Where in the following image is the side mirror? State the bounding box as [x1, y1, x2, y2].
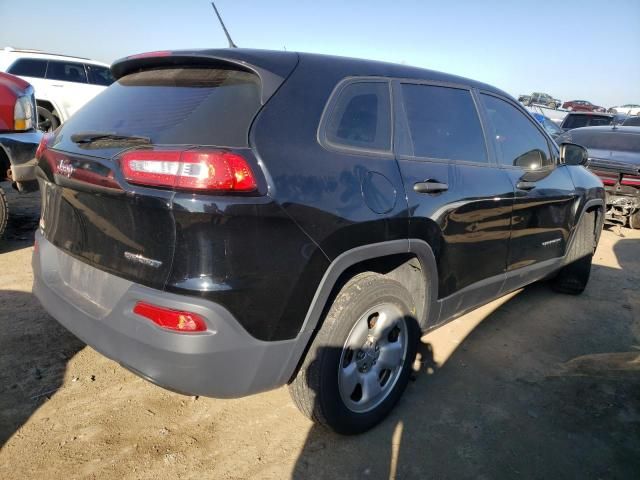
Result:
[560, 142, 588, 166]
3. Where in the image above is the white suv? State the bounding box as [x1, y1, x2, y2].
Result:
[0, 47, 114, 131]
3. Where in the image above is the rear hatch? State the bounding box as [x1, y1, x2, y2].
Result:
[581, 130, 640, 189]
[36, 50, 297, 289]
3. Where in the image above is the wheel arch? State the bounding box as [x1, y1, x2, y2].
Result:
[0, 146, 10, 181]
[285, 239, 440, 383]
[35, 98, 63, 121]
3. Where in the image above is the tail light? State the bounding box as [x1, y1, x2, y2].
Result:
[35, 132, 54, 159]
[621, 174, 640, 187]
[133, 302, 207, 333]
[14, 95, 34, 131]
[120, 149, 257, 192]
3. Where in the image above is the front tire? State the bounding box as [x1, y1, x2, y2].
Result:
[289, 273, 419, 435]
[552, 211, 596, 294]
[629, 210, 640, 229]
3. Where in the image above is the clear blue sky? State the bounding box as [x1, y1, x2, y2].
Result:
[1, 0, 638, 106]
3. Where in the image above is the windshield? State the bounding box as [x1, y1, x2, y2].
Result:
[57, 67, 261, 147]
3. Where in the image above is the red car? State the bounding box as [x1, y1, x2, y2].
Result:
[562, 100, 605, 112]
[0, 72, 41, 237]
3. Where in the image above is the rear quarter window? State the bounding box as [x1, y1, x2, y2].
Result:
[57, 67, 262, 147]
[86, 64, 115, 86]
[322, 81, 391, 152]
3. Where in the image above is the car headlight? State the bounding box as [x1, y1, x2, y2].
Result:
[14, 94, 34, 131]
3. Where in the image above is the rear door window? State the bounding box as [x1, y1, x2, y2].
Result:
[57, 67, 262, 147]
[8, 58, 47, 78]
[398, 84, 487, 163]
[46, 61, 88, 83]
[480, 94, 553, 170]
[323, 81, 391, 152]
[86, 64, 115, 86]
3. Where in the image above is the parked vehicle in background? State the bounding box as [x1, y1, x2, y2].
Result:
[557, 126, 640, 228]
[0, 72, 40, 237]
[518, 92, 562, 109]
[562, 100, 605, 112]
[560, 112, 617, 132]
[622, 116, 640, 127]
[0, 47, 114, 132]
[531, 112, 564, 140]
[608, 104, 640, 115]
[33, 49, 604, 435]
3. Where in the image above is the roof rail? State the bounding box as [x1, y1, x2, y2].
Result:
[2, 46, 92, 61]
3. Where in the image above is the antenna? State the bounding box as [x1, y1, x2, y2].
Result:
[211, 1, 237, 48]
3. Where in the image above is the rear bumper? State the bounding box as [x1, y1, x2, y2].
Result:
[603, 189, 640, 224]
[32, 232, 305, 398]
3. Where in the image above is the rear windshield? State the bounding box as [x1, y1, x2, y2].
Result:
[568, 131, 640, 152]
[623, 116, 640, 127]
[58, 67, 261, 147]
[563, 114, 612, 129]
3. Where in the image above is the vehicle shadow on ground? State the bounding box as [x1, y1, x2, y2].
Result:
[0, 289, 84, 446]
[292, 241, 640, 479]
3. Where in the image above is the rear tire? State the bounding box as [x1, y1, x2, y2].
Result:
[289, 273, 419, 435]
[0, 187, 8, 238]
[37, 106, 59, 132]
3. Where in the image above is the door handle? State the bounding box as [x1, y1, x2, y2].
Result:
[50, 84, 64, 87]
[414, 180, 449, 194]
[516, 181, 537, 191]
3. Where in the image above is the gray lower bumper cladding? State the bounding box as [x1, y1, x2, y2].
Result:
[32, 232, 303, 398]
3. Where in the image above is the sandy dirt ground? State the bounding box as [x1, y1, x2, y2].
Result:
[0, 182, 638, 479]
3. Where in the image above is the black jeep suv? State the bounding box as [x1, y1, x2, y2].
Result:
[33, 49, 605, 434]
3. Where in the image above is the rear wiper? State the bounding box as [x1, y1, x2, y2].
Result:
[70, 132, 151, 145]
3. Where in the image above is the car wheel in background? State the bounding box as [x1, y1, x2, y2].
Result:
[548, 102, 557, 109]
[37, 106, 59, 132]
[289, 273, 420, 435]
[0, 187, 8, 238]
[629, 210, 640, 230]
[608, 108, 617, 114]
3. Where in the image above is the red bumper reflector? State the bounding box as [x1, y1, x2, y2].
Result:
[133, 302, 207, 332]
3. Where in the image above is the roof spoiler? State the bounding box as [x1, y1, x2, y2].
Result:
[110, 49, 298, 105]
